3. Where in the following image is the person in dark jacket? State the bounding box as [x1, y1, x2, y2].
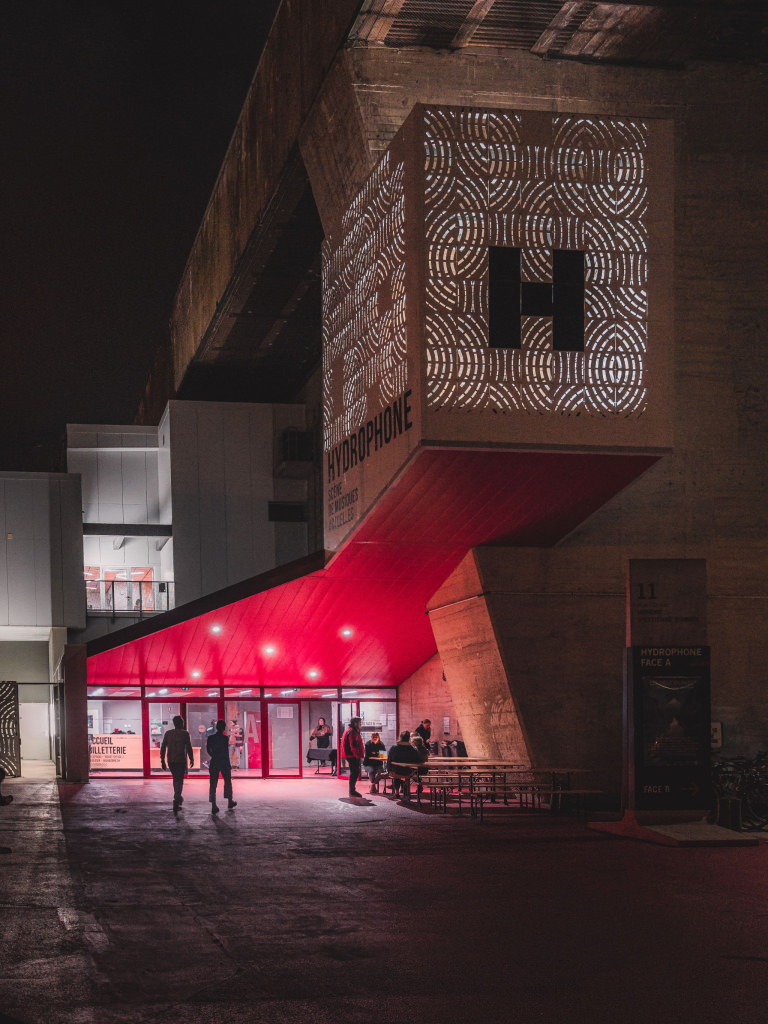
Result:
[206, 720, 237, 815]
[387, 730, 420, 797]
[363, 732, 387, 793]
[310, 717, 333, 748]
[160, 715, 194, 812]
[413, 719, 432, 745]
[340, 717, 365, 797]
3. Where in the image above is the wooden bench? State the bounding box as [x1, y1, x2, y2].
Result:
[384, 765, 419, 802]
[470, 785, 605, 822]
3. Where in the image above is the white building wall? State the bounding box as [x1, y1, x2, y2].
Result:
[168, 401, 308, 605]
[0, 473, 84, 629]
[67, 424, 162, 526]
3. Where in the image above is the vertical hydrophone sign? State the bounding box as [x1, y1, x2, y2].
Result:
[630, 647, 712, 811]
[323, 386, 417, 548]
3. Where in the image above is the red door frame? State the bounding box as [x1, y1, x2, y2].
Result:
[221, 697, 262, 776]
[262, 699, 303, 778]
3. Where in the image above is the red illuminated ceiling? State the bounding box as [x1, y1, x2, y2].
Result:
[86, 448, 658, 689]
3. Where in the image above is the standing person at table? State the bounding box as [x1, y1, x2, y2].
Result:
[340, 717, 365, 798]
[310, 716, 333, 748]
[160, 715, 194, 813]
[363, 731, 387, 794]
[413, 719, 432, 747]
[207, 720, 237, 814]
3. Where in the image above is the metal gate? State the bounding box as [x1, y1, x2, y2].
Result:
[0, 681, 21, 777]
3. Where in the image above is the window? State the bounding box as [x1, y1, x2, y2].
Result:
[268, 502, 307, 523]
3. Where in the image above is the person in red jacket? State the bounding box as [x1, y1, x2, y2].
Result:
[340, 717, 365, 797]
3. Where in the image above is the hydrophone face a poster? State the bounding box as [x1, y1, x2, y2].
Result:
[642, 676, 707, 768]
[631, 647, 712, 811]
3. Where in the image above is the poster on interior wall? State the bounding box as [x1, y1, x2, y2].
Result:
[89, 733, 143, 771]
[276, 706, 294, 719]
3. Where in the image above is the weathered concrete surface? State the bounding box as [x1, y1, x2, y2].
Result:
[3, 768, 768, 1023]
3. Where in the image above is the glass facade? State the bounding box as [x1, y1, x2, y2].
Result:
[84, 686, 396, 779]
[88, 698, 143, 774]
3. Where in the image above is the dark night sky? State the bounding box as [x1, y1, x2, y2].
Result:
[1, 1, 281, 472]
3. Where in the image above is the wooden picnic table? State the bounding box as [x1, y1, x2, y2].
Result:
[390, 762, 595, 816]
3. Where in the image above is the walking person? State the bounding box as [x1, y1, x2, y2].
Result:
[160, 715, 194, 813]
[340, 716, 365, 798]
[207, 720, 237, 815]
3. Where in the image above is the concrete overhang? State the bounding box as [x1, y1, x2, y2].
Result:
[86, 445, 658, 690]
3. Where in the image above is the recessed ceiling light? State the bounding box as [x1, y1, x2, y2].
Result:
[211, 625, 222, 634]
[341, 627, 353, 638]
[308, 669, 319, 679]
[191, 670, 201, 679]
[263, 645, 276, 656]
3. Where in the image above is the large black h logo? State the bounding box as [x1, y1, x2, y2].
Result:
[488, 247, 585, 352]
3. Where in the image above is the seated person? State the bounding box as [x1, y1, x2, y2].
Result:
[363, 732, 387, 793]
[411, 733, 430, 778]
[387, 730, 420, 796]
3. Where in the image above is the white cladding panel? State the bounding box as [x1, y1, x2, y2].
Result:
[0, 474, 84, 629]
[168, 401, 307, 605]
[69, 446, 163, 526]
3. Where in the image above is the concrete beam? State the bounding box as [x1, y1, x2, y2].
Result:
[170, 0, 362, 392]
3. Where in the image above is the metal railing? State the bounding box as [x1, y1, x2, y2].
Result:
[85, 580, 175, 618]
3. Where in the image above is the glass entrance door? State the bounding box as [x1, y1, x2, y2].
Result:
[185, 702, 220, 775]
[147, 703, 180, 774]
[224, 699, 262, 776]
[266, 702, 301, 776]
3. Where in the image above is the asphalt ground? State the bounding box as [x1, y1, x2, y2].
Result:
[1, 764, 768, 1024]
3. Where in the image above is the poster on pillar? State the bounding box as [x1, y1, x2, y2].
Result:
[629, 646, 712, 812]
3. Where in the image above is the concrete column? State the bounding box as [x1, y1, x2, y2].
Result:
[427, 552, 530, 762]
[428, 547, 627, 791]
[62, 644, 89, 783]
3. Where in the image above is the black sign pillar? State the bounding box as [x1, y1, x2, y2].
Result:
[624, 559, 711, 823]
[627, 645, 712, 814]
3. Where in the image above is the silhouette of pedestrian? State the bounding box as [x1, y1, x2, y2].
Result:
[160, 715, 194, 813]
[207, 720, 237, 815]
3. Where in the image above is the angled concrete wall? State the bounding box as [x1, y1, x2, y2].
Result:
[429, 547, 627, 790]
[427, 552, 530, 764]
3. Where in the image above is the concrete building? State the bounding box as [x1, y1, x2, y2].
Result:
[13, 1, 765, 799]
[67, 400, 310, 633]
